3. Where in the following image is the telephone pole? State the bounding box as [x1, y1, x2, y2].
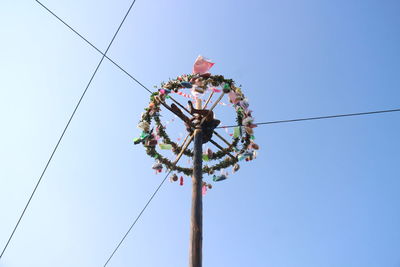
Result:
[189, 99, 203, 267]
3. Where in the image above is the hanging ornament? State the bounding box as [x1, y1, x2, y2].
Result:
[134, 131, 151, 145]
[202, 182, 212, 195]
[212, 173, 228, 182]
[191, 85, 206, 97]
[244, 151, 254, 161]
[137, 121, 150, 132]
[233, 126, 241, 138]
[152, 161, 163, 173]
[242, 117, 253, 126]
[145, 138, 158, 147]
[206, 148, 213, 159]
[213, 170, 228, 182]
[249, 142, 259, 150]
[159, 88, 171, 95]
[194, 77, 206, 87]
[233, 163, 240, 173]
[228, 91, 241, 104]
[133, 137, 141, 144]
[159, 143, 172, 150]
[180, 176, 184, 186]
[222, 84, 231, 94]
[239, 99, 250, 110]
[202, 184, 207, 196]
[180, 81, 193, 88]
[170, 173, 178, 182]
[245, 126, 254, 135]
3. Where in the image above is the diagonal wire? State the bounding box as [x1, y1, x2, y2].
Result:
[217, 108, 400, 128]
[103, 170, 172, 267]
[35, 0, 152, 94]
[0, 0, 139, 259]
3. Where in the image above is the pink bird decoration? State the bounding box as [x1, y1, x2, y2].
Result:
[193, 55, 215, 74]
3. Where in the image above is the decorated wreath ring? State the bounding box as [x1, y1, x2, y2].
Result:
[134, 56, 259, 183]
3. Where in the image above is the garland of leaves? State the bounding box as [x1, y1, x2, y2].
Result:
[135, 73, 258, 177]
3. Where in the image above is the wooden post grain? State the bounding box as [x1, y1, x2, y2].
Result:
[189, 98, 203, 267]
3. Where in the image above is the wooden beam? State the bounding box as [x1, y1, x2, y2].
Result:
[173, 134, 194, 165]
[200, 92, 225, 126]
[202, 91, 214, 110]
[159, 100, 194, 128]
[169, 95, 191, 115]
[207, 91, 225, 114]
[213, 130, 231, 147]
[209, 139, 237, 161]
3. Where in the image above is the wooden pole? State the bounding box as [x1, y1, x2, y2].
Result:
[199, 92, 225, 126]
[174, 134, 194, 165]
[202, 91, 214, 110]
[189, 98, 203, 267]
[169, 95, 192, 115]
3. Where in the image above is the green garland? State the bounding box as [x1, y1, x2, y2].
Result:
[135, 73, 258, 177]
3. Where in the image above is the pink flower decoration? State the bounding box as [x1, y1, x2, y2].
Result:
[193, 55, 215, 74]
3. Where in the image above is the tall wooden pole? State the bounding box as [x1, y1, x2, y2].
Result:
[189, 98, 203, 267]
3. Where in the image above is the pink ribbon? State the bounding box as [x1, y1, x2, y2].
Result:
[193, 55, 214, 74]
[210, 87, 222, 93]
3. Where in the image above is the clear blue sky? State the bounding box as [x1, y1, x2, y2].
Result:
[1, 0, 400, 266]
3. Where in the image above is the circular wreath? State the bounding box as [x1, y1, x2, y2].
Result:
[134, 73, 258, 178]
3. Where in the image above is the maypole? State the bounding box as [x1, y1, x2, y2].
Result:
[134, 56, 259, 266]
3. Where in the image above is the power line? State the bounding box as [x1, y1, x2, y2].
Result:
[0, 0, 139, 259]
[35, 0, 152, 94]
[217, 108, 400, 129]
[103, 171, 172, 267]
